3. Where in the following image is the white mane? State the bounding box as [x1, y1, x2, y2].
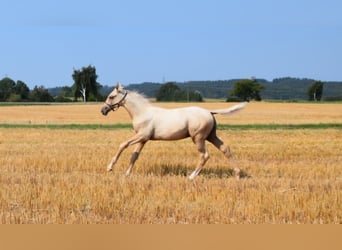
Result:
[127, 90, 151, 106]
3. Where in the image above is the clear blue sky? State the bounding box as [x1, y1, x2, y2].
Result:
[1, 0, 341, 88]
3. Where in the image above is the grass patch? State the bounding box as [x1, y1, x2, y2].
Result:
[217, 123, 342, 130]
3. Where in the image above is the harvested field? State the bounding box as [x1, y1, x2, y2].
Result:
[0, 102, 341, 223]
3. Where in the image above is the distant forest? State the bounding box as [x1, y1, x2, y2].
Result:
[113, 77, 342, 101]
[47, 77, 342, 101]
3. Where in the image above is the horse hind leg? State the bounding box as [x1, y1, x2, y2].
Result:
[189, 140, 210, 180]
[207, 134, 241, 180]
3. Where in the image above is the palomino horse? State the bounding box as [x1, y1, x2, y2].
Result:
[101, 83, 247, 180]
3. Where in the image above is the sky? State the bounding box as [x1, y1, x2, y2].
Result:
[1, 0, 342, 88]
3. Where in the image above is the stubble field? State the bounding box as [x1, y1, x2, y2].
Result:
[0, 102, 341, 223]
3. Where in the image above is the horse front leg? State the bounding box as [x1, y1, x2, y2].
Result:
[125, 142, 146, 176]
[107, 141, 128, 171]
[107, 133, 146, 172]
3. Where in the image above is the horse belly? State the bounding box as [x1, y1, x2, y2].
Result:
[151, 119, 189, 140]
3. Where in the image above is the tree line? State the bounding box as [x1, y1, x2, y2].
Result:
[0, 77, 54, 102]
[126, 78, 341, 101]
[152, 79, 325, 102]
[155, 82, 203, 102]
[0, 64, 336, 102]
[0, 66, 104, 102]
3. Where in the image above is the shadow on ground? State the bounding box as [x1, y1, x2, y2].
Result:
[146, 164, 250, 179]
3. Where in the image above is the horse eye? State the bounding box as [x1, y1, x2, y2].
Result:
[109, 96, 114, 100]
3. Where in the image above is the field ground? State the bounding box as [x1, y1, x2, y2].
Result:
[0, 102, 341, 223]
[1, 101, 342, 125]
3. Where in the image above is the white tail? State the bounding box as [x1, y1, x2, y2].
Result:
[210, 102, 248, 115]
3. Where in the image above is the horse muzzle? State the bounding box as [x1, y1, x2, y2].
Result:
[101, 105, 111, 116]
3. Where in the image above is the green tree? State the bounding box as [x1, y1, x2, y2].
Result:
[307, 81, 324, 101]
[14, 80, 30, 100]
[229, 79, 264, 101]
[0, 77, 15, 101]
[156, 82, 203, 102]
[29, 85, 54, 102]
[188, 90, 203, 102]
[72, 65, 98, 102]
[156, 82, 181, 101]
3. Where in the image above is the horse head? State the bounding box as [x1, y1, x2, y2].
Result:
[101, 82, 127, 116]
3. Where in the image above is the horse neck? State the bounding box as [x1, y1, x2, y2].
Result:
[122, 91, 151, 119]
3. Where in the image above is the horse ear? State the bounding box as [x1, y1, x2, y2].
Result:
[115, 82, 123, 90]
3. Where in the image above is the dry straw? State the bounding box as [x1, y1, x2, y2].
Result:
[0, 102, 341, 223]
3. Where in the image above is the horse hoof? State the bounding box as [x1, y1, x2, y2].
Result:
[188, 174, 196, 180]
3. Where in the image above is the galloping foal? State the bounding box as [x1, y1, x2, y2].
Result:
[101, 83, 247, 180]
